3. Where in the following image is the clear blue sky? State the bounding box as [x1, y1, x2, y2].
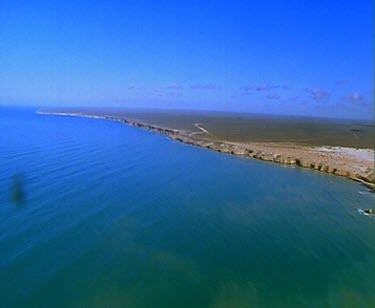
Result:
[1, 0, 373, 119]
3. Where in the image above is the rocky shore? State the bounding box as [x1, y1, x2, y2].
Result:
[38, 111, 375, 191]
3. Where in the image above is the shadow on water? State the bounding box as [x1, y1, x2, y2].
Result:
[11, 174, 26, 206]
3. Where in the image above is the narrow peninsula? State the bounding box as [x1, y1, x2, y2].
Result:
[38, 109, 375, 190]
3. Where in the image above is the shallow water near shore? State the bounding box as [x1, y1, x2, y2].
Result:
[1, 108, 375, 307]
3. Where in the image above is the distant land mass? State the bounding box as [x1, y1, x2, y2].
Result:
[38, 109, 375, 190]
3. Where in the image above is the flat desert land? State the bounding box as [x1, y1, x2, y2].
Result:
[39, 109, 375, 189]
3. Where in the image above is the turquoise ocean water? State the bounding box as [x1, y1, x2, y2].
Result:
[0, 108, 374, 307]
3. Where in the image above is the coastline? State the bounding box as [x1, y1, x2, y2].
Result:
[37, 111, 375, 191]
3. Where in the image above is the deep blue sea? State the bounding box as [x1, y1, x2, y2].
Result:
[1, 107, 374, 307]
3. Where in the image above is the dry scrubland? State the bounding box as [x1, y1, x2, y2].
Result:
[38, 109, 375, 190]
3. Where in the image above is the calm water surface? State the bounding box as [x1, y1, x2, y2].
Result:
[0, 108, 374, 307]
